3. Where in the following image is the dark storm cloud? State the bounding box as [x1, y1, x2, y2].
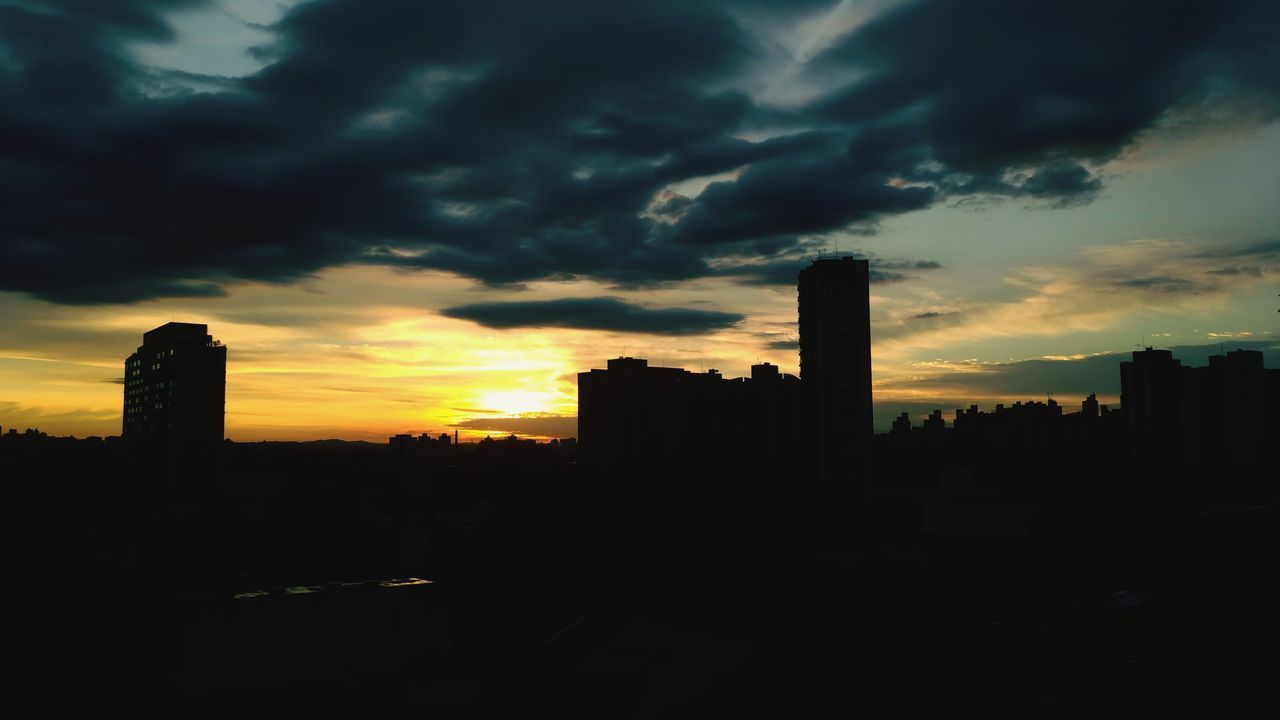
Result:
[1014, 162, 1104, 206]
[671, 147, 937, 247]
[2, 0, 1278, 304]
[15, 0, 206, 40]
[440, 297, 744, 335]
[811, 0, 1280, 196]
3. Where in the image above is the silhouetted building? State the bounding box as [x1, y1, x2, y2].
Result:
[882, 392, 1131, 490]
[890, 412, 911, 436]
[390, 433, 415, 454]
[746, 361, 806, 469]
[1081, 392, 1099, 419]
[1119, 346, 1278, 477]
[798, 257, 873, 491]
[880, 342, 1278, 490]
[388, 431, 461, 463]
[880, 340, 1279, 491]
[1120, 348, 1183, 479]
[577, 357, 802, 472]
[1201, 349, 1269, 465]
[122, 322, 226, 453]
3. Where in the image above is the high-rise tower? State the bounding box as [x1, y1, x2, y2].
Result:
[798, 257, 872, 491]
[123, 322, 226, 452]
[1119, 347, 1183, 480]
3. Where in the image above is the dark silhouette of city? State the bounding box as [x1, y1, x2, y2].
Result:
[4, 261, 1280, 718]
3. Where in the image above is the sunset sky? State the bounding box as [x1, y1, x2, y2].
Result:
[2, 0, 1278, 441]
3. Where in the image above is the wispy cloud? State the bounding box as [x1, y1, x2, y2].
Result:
[874, 237, 1280, 353]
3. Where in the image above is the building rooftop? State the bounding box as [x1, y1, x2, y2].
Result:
[142, 322, 211, 346]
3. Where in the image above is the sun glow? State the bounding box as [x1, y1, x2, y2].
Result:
[472, 389, 568, 417]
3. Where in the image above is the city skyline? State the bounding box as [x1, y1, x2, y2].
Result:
[6, 4, 1280, 713]
[6, 314, 1276, 447]
[2, 1, 1279, 440]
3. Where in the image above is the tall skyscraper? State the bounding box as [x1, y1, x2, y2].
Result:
[1120, 347, 1184, 480]
[123, 322, 226, 451]
[798, 257, 873, 490]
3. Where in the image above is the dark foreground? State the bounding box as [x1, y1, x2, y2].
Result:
[5, 439, 1279, 717]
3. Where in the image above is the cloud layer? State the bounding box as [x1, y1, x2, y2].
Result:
[450, 415, 577, 439]
[441, 297, 744, 335]
[2, 0, 1278, 304]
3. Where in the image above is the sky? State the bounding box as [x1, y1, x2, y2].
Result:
[1, 0, 1278, 441]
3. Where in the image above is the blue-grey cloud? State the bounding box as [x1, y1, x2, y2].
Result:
[1192, 239, 1279, 279]
[1, 0, 1277, 303]
[440, 297, 744, 335]
[1115, 276, 1207, 294]
[719, 255, 943, 286]
[1206, 266, 1264, 277]
[450, 415, 577, 439]
[879, 341, 1280, 401]
[1193, 239, 1280, 259]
